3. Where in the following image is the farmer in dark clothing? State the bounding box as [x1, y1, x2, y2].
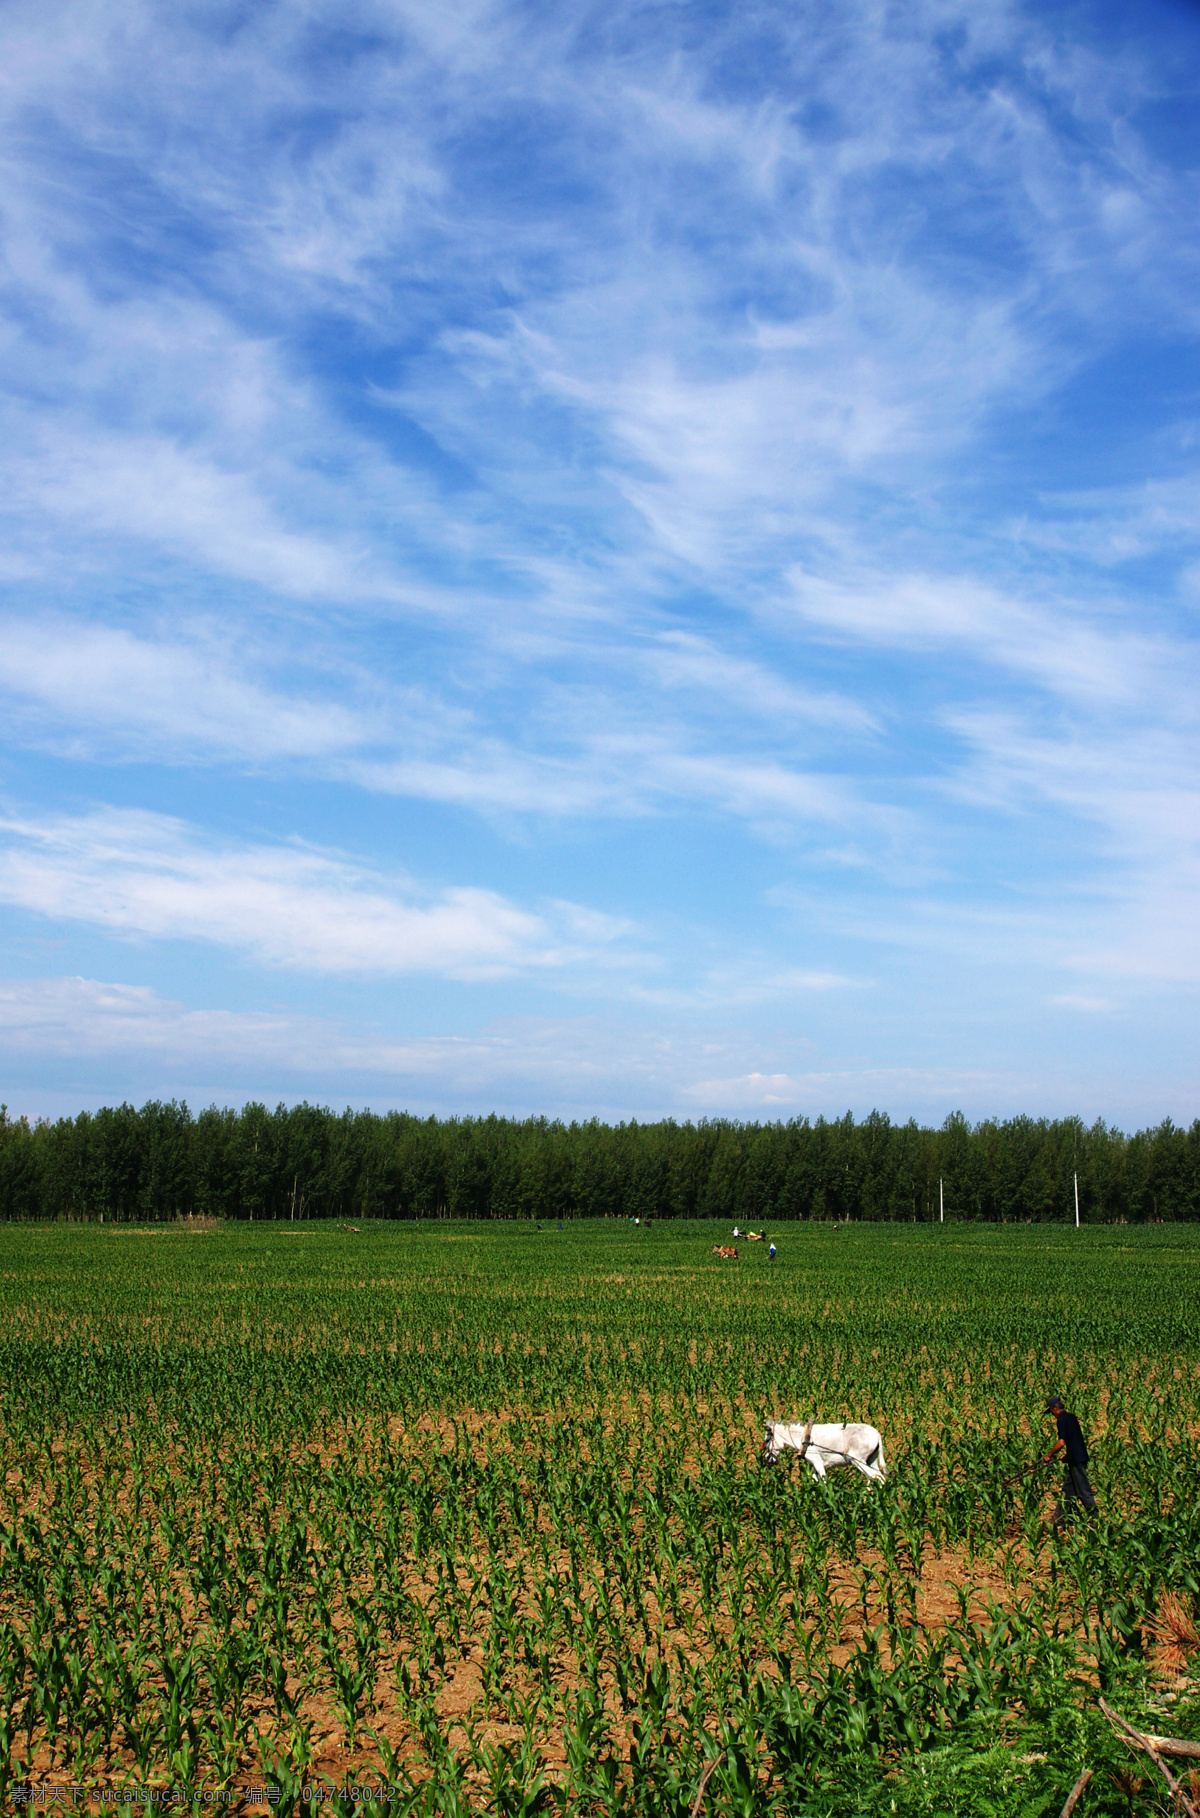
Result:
[1043, 1395, 1098, 1523]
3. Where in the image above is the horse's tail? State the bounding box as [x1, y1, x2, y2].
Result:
[872, 1433, 888, 1479]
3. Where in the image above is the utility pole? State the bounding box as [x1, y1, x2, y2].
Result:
[939, 1178, 944, 1224]
[1074, 1172, 1080, 1228]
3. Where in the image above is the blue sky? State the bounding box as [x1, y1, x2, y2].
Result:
[2, 0, 1199, 1126]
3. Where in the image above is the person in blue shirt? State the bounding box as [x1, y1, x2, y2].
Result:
[1042, 1394, 1097, 1524]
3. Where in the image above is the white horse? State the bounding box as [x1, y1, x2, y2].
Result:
[761, 1419, 887, 1482]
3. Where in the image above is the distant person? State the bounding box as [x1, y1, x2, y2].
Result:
[768, 1242, 776, 1263]
[1042, 1395, 1097, 1524]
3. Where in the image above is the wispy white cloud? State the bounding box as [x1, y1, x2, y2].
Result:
[0, 614, 885, 837]
[351, 738, 885, 836]
[678, 1065, 1026, 1116]
[1, 0, 1194, 613]
[787, 569, 1196, 710]
[630, 966, 859, 1013]
[0, 617, 371, 761]
[1, 0, 1199, 1116]
[1008, 476, 1200, 571]
[13, 427, 390, 602]
[7, 976, 1184, 1127]
[943, 708, 1200, 984]
[638, 632, 876, 733]
[0, 977, 798, 1116]
[0, 807, 632, 980]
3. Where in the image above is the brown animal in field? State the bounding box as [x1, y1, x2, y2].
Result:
[712, 1245, 738, 1259]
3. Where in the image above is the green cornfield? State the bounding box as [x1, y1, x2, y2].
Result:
[2, 1220, 1198, 1816]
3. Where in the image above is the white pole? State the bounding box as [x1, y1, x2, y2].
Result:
[939, 1178, 944, 1224]
[1074, 1172, 1080, 1228]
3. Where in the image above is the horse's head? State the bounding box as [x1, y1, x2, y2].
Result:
[760, 1424, 780, 1466]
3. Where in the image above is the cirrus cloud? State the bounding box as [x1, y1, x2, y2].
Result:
[0, 806, 632, 980]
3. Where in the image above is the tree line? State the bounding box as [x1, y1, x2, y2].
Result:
[1, 1100, 1197, 1224]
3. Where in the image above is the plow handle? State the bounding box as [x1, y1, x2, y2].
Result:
[1002, 1457, 1052, 1488]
